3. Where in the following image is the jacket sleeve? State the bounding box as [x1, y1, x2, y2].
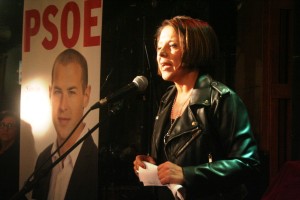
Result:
[182, 90, 261, 195]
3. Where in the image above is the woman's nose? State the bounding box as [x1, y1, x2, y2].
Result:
[159, 48, 167, 57]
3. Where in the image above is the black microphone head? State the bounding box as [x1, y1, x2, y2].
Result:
[132, 76, 148, 92]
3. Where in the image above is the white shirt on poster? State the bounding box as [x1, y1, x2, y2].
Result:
[47, 124, 88, 200]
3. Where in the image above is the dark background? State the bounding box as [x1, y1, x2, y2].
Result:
[1, 0, 299, 199]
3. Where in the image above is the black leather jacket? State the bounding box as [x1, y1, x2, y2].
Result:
[151, 75, 261, 199]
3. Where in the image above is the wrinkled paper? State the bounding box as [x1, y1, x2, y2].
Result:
[138, 161, 185, 200]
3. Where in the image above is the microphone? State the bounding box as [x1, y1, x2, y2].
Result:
[91, 75, 148, 110]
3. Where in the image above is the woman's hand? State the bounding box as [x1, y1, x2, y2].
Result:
[133, 155, 156, 176]
[157, 161, 184, 185]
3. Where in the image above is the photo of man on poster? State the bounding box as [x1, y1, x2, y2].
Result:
[31, 49, 98, 200]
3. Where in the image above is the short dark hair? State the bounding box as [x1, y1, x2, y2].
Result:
[52, 49, 88, 90]
[155, 16, 220, 73]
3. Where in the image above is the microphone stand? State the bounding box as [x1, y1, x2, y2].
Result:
[10, 104, 122, 200]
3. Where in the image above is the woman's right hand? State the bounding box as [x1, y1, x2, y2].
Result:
[133, 155, 156, 176]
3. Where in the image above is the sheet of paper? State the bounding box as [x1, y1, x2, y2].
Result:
[138, 161, 185, 200]
[138, 161, 163, 186]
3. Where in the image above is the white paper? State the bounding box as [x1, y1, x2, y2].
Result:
[138, 161, 163, 186]
[138, 161, 185, 200]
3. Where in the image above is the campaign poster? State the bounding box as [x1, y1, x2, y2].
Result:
[20, 0, 102, 198]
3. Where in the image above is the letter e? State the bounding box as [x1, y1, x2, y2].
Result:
[84, 0, 101, 47]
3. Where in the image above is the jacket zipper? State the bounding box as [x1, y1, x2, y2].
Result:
[164, 127, 201, 159]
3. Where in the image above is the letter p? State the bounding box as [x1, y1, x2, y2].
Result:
[24, 9, 40, 52]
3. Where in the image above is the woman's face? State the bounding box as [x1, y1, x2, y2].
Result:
[156, 25, 184, 82]
[0, 116, 17, 143]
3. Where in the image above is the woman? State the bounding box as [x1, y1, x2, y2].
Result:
[0, 110, 20, 199]
[133, 16, 261, 199]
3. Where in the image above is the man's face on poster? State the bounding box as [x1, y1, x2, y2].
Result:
[49, 62, 90, 141]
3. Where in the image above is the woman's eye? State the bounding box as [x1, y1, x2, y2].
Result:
[170, 43, 177, 48]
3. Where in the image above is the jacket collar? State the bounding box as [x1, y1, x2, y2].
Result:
[190, 74, 213, 107]
[160, 74, 213, 108]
